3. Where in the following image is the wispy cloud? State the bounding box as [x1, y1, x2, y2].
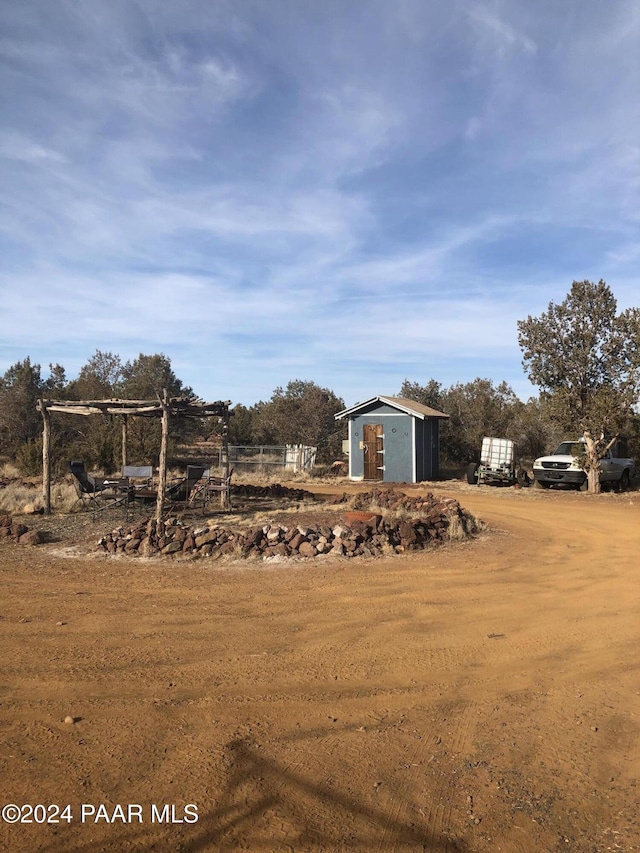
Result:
[0, 132, 67, 164]
[0, 0, 638, 405]
[466, 5, 537, 57]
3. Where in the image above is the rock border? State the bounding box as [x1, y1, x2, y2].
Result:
[96, 488, 482, 561]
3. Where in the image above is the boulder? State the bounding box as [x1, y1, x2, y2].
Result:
[195, 530, 219, 548]
[18, 529, 45, 545]
[288, 532, 306, 551]
[298, 541, 318, 558]
[342, 511, 381, 527]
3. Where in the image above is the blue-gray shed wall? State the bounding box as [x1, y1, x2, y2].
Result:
[347, 402, 442, 482]
[349, 411, 414, 481]
[414, 417, 441, 481]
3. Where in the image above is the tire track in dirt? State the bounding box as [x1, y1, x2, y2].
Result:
[367, 699, 481, 853]
[374, 736, 427, 853]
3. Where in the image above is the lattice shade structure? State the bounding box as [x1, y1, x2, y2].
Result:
[37, 392, 231, 518]
[39, 398, 230, 419]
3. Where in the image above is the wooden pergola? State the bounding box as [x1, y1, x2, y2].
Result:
[37, 391, 231, 519]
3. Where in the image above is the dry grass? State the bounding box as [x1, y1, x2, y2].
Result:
[227, 467, 325, 485]
[50, 481, 81, 513]
[0, 480, 80, 515]
[0, 461, 22, 479]
[0, 463, 80, 515]
[0, 481, 41, 514]
[445, 514, 466, 541]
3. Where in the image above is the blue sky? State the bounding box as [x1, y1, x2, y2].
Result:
[1, 1, 638, 407]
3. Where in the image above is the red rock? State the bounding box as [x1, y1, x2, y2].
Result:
[298, 541, 317, 558]
[18, 530, 44, 545]
[288, 532, 306, 551]
[342, 511, 382, 527]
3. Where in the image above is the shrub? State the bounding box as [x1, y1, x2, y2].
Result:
[15, 440, 42, 476]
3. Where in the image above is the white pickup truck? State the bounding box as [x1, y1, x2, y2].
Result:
[533, 440, 636, 491]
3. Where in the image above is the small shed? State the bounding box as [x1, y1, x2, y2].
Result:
[334, 395, 449, 483]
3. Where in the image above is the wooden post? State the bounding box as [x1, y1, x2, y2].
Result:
[121, 415, 128, 470]
[155, 390, 169, 521]
[221, 410, 230, 509]
[41, 402, 52, 515]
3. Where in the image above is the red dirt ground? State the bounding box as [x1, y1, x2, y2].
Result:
[1, 480, 639, 852]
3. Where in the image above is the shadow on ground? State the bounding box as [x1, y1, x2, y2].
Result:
[37, 732, 472, 853]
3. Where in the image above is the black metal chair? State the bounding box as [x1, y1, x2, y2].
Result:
[166, 465, 207, 505]
[165, 465, 234, 513]
[69, 461, 129, 516]
[69, 461, 110, 508]
[121, 466, 157, 514]
[179, 466, 234, 513]
[200, 467, 234, 512]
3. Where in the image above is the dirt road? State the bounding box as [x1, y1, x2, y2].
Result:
[1, 483, 639, 852]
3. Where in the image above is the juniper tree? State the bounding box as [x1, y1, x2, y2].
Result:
[517, 280, 640, 492]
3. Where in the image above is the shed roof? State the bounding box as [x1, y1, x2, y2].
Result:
[335, 395, 449, 420]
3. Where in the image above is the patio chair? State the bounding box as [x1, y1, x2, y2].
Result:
[120, 465, 155, 513]
[165, 465, 208, 506]
[121, 465, 153, 485]
[200, 467, 234, 512]
[181, 466, 234, 512]
[69, 460, 108, 506]
[69, 461, 127, 514]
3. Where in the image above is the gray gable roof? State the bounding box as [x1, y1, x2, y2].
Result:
[335, 395, 449, 420]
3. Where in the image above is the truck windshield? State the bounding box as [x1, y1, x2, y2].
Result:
[554, 442, 582, 456]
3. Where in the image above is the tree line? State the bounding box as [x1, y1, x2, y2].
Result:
[0, 352, 197, 475]
[0, 354, 348, 474]
[1, 280, 639, 485]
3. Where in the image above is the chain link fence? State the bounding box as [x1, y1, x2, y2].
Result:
[219, 444, 317, 473]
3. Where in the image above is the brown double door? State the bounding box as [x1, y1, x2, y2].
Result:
[363, 423, 384, 480]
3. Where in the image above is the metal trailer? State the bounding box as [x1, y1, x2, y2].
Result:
[467, 436, 528, 487]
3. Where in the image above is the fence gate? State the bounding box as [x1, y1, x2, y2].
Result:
[285, 444, 317, 472]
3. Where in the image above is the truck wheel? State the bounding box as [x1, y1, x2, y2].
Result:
[533, 478, 550, 489]
[466, 462, 479, 485]
[618, 469, 631, 492]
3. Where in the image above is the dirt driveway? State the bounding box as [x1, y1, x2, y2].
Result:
[1, 482, 639, 852]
